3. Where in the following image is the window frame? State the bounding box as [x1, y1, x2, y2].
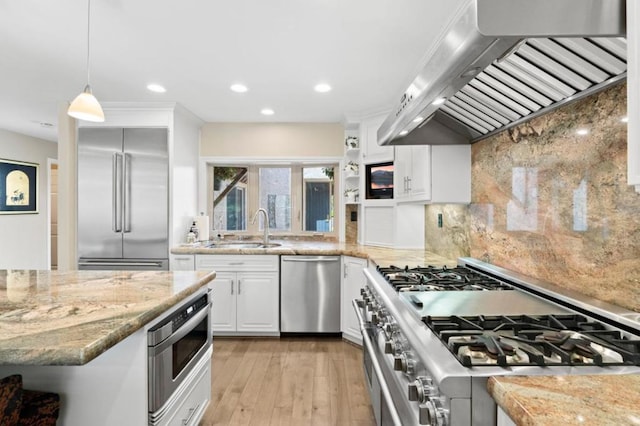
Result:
[201, 158, 342, 237]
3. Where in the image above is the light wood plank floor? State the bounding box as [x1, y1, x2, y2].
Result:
[199, 337, 375, 426]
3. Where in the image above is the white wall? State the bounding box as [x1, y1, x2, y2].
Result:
[171, 105, 203, 246]
[0, 129, 57, 269]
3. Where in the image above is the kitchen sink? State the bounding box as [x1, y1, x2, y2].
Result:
[204, 241, 281, 249]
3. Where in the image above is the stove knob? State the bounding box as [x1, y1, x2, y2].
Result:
[384, 321, 398, 335]
[393, 354, 406, 371]
[408, 377, 435, 402]
[371, 306, 380, 325]
[418, 398, 448, 426]
[384, 339, 393, 354]
[393, 352, 415, 375]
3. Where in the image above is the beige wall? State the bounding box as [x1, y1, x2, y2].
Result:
[0, 128, 57, 269]
[200, 123, 344, 157]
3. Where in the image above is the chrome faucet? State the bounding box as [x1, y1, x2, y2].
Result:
[251, 208, 270, 245]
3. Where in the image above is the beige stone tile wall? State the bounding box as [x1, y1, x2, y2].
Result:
[345, 204, 358, 244]
[426, 83, 640, 312]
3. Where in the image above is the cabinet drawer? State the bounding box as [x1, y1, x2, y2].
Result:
[195, 255, 279, 272]
[170, 254, 195, 271]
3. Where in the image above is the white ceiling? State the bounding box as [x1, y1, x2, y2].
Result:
[0, 0, 465, 141]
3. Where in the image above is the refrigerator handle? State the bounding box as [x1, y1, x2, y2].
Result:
[123, 153, 132, 233]
[113, 153, 123, 232]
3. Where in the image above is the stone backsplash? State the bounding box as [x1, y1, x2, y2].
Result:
[426, 82, 640, 312]
[345, 204, 358, 244]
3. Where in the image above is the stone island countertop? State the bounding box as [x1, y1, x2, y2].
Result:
[172, 240, 457, 268]
[488, 375, 640, 426]
[0, 269, 215, 366]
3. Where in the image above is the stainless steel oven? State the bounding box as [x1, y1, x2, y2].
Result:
[148, 290, 212, 420]
[354, 260, 640, 426]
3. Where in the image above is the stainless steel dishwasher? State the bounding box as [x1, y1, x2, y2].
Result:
[280, 255, 341, 333]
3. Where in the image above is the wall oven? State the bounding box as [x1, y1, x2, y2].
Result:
[148, 290, 212, 425]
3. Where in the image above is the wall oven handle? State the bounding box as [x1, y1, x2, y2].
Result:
[148, 302, 211, 355]
[352, 299, 403, 426]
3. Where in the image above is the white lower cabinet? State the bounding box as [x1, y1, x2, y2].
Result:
[196, 255, 279, 335]
[170, 254, 195, 270]
[341, 255, 367, 344]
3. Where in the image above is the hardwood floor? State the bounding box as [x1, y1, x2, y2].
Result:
[199, 337, 375, 426]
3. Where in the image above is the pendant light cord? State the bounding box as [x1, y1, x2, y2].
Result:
[86, 0, 92, 86]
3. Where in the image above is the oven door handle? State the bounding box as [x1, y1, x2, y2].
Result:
[148, 303, 211, 356]
[352, 299, 403, 426]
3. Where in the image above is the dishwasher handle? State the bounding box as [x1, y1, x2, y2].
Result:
[281, 256, 340, 263]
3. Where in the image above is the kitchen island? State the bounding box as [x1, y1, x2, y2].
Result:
[0, 269, 216, 425]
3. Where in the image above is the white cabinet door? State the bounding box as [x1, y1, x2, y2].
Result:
[236, 272, 279, 333]
[341, 256, 367, 345]
[394, 145, 432, 202]
[209, 272, 236, 332]
[430, 145, 471, 203]
[394, 146, 411, 200]
[361, 113, 393, 164]
[409, 145, 431, 200]
[170, 254, 195, 271]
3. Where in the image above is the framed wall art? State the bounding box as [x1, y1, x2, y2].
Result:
[0, 159, 38, 214]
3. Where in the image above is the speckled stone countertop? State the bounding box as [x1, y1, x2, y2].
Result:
[171, 240, 457, 267]
[0, 269, 215, 366]
[488, 375, 640, 425]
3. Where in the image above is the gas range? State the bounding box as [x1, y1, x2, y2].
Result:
[377, 265, 513, 292]
[354, 258, 640, 426]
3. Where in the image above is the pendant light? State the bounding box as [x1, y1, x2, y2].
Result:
[68, 0, 105, 122]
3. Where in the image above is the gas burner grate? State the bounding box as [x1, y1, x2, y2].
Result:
[376, 265, 514, 292]
[424, 314, 640, 367]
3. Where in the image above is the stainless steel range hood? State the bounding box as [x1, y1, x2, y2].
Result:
[378, 0, 627, 146]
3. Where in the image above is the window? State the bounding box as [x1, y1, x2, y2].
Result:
[212, 166, 248, 231]
[303, 167, 334, 232]
[259, 167, 291, 232]
[207, 163, 337, 235]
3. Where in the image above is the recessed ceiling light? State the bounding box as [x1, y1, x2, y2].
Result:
[399, 130, 409, 136]
[230, 84, 248, 93]
[147, 83, 166, 93]
[413, 117, 423, 123]
[314, 83, 332, 93]
[621, 116, 629, 123]
[261, 108, 275, 116]
[576, 128, 589, 136]
[432, 97, 446, 106]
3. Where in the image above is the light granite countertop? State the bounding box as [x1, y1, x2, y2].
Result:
[488, 375, 640, 425]
[171, 240, 457, 267]
[0, 269, 215, 366]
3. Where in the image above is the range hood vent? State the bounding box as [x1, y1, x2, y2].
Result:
[378, 0, 627, 146]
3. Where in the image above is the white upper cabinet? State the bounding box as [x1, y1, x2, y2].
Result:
[628, 0, 640, 191]
[394, 145, 471, 204]
[360, 113, 394, 164]
[394, 145, 431, 202]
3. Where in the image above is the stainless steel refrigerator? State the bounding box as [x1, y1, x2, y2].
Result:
[77, 128, 169, 270]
